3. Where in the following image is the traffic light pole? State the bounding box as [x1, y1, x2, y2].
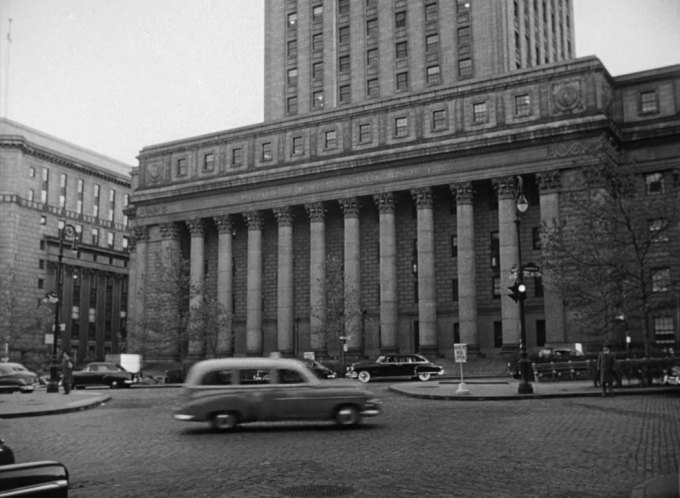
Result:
[46, 234, 65, 393]
[515, 215, 533, 395]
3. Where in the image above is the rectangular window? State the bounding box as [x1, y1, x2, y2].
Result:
[473, 102, 488, 123]
[287, 12, 298, 26]
[76, 179, 84, 215]
[287, 39, 297, 58]
[367, 48, 378, 67]
[324, 130, 337, 149]
[313, 33, 323, 51]
[313, 91, 324, 109]
[292, 136, 304, 155]
[366, 18, 378, 37]
[38, 278, 44, 289]
[203, 153, 215, 172]
[426, 33, 439, 52]
[459, 58, 473, 79]
[492, 277, 501, 298]
[261, 143, 273, 161]
[287, 68, 298, 86]
[490, 231, 500, 268]
[396, 41, 408, 59]
[287, 96, 298, 114]
[339, 26, 350, 44]
[425, 2, 438, 22]
[458, 26, 471, 46]
[648, 218, 669, 243]
[313, 61, 324, 80]
[338, 0, 349, 14]
[123, 236, 129, 250]
[232, 147, 243, 166]
[396, 71, 409, 91]
[432, 109, 447, 130]
[339, 55, 350, 73]
[515, 94, 531, 116]
[108, 188, 115, 222]
[427, 65, 441, 85]
[395, 11, 406, 28]
[313, 4, 323, 20]
[451, 235, 458, 257]
[41, 167, 49, 204]
[452, 279, 459, 302]
[532, 227, 542, 250]
[92, 228, 100, 246]
[59, 173, 67, 209]
[652, 268, 671, 292]
[394, 116, 408, 137]
[40, 215, 46, 225]
[359, 123, 371, 143]
[653, 316, 675, 345]
[107, 232, 114, 249]
[75, 224, 83, 242]
[28, 189, 34, 202]
[93, 184, 101, 217]
[339, 84, 351, 104]
[29, 167, 35, 178]
[367, 78, 379, 98]
[645, 172, 664, 194]
[176, 158, 187, 176]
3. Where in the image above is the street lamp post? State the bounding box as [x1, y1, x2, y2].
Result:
[46, 223, 77, 393]
[514, 179, 533, 395]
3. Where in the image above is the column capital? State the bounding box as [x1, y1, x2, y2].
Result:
[411, 187, 433, 209]
[373, 192, 395, 213]
[273, 206, 294, 226]
[213, 215, 234, 234]
[186, 219, 206, 238]
[305, 202, 326, 222]
[243, 211, 264, 231]
[451, 182, 474, 204]
[493, 176, 518, 201]
[132, 225, 149, 242]
[339, 197, 361, 218]
[537, 170, 562, 193]
[160, 222, 181, 240]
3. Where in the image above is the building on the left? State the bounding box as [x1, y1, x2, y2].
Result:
[0, 118, 133, 368]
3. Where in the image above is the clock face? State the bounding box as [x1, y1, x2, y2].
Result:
[63, 225, 76, 238]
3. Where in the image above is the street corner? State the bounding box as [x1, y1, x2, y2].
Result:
[0, 388, 111, 419]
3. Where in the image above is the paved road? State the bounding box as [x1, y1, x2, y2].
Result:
[2, 384, 679, 497]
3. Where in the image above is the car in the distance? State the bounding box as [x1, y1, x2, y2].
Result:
[72, 362, 138, 389]
[302, 359, 337, 379]
[0, 363, 37, 394]
[506, 347, 586, 379]
[345, 354, 445, 383]
[0, 362, 39, 384]
[174, 357, 381, 431]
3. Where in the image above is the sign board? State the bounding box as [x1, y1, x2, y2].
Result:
[522, 262, 542, 278]
[454, 343, 467, 363]
[45, 333, 54, 345]
[303, 351, 315, 360]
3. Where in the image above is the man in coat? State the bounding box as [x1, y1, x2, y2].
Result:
[597, 344, 617, 396]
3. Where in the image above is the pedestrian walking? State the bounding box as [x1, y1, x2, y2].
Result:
[61, 352, 74, 395]
[597, 344, 617, 396]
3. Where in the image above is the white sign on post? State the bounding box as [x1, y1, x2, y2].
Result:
[453, 343, 470, 395]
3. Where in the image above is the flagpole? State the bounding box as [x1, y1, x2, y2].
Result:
[4, 18, 11, 118]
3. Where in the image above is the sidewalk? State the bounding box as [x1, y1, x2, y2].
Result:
[0, 388, 111, 419]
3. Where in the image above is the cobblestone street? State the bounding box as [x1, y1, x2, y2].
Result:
[2, 386, 679, 497]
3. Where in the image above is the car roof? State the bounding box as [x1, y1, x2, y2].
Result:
[185, 358, 312, 383]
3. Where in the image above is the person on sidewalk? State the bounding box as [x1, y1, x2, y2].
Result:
[61, 352, 74, 395]
[597, 344, 617, 396]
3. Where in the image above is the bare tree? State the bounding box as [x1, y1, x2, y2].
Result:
[542, 158, 679, 355]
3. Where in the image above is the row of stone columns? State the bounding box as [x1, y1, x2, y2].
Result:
[130, 173, 565, 357]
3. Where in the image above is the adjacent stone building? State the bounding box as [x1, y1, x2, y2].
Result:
[128, 1, 679, 362]
[0, 119, 133, 364]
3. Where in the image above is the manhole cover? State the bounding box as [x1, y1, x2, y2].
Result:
[281, 484, 355, 497]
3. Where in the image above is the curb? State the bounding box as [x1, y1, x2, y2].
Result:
[0, 394, 111, 419]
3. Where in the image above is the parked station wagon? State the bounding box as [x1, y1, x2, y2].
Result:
[174, 358, 381, 431]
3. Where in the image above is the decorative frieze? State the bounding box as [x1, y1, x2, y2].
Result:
[273, 207, 294, 226]
[451, 182, 474, 204]
[186, 219, 205, 238]
[547, 139, 604, 158]
[410, 187, 433, 209]
[339, 197, 361, 218]
[305, 202, 326, 222]
[243, 211, 264, 231]
[551, 79, 584, 113]
[373, 192, 395, 213]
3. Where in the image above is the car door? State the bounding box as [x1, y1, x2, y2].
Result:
[264, 368, 328, 421]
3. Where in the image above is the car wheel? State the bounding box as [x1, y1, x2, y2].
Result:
[335, 405, 360, 427]
[211, 412, 239, 431]
[417, 373, 431, 382]
[110, 380, 120, 389]
[357, 371, 371, 383]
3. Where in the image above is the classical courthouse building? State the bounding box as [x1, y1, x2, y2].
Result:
[128, 0, 680, 361]
[0, 119, 133, 363]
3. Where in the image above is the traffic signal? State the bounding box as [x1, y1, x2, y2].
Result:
[508, 281, 527, 302]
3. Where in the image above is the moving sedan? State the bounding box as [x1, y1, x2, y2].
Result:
[72, 362, 138, 389]
[346, 354, 445, 383]
[174, 357, 381, 431]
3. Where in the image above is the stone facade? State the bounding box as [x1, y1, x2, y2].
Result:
[129, 58, 680, 361]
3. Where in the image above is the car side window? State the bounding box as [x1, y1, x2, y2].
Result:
[275, 369, 306, 384]
[239, 369, 268, 385]
[202, 370, 233, 386]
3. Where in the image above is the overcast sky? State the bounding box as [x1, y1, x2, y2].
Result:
[1, 0, 679, 166]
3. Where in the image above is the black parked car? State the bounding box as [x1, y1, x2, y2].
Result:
[303, 359, 337, 379]
[72, 362, 138, 389]
[346, 354, 445, 383]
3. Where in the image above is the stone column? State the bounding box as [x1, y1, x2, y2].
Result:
[411, 187, 437, 353]
[274, 207, 294, 355]
[160, 222, 181, 267]
[305, 202, 326, 354]
[214, 215, 234, 355]
[537, 170, 566, 343]
[243, 211, 264, 355]
[494, 177, 521, 347]
[339, 197, 362, 351]
[185, 220, 205, 310]
[451, 182, 479, 350]
[130, 226, 149, 341]
[373, 192, 398, 352]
